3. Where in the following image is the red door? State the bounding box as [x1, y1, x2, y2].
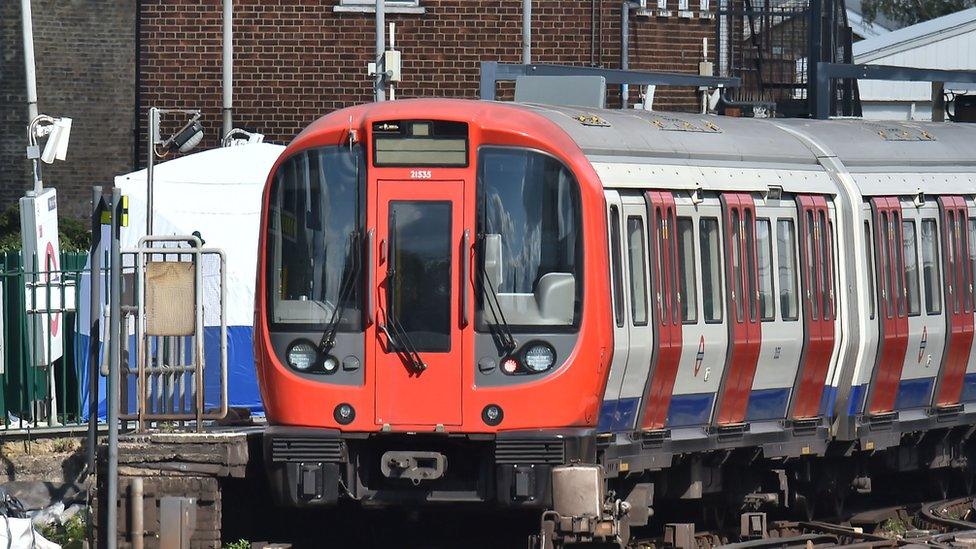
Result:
[790, 195, 836, 418]
[867, 197, 909, 414]
[714, 193, 762, 425]
[374, 180, 465, 427]
[933, 196, 975, 407]
[640, 191, 683, 429]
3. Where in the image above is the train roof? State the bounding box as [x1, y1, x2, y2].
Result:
[518, 102, 976, 196]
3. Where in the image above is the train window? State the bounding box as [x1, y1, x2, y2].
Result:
[819, 212, 832, 321]
[677, 217, 698, 323]
[903, 221, 921, 316]
[879, 211, 892, 319]
[266, 146, 364, 329]
[894, 213, 907, 318]
[476, 147, 582, 330]
[731, 209, 744, 323]
[627, 216, 648, 326]
[970, 218, 976, 311]
[921, 219, 942, 315]
[865, 221, 875, 320]
[669, 210, 681, 324]
[745, 210, 758, 323]
[777, 219, 799, 321]
[756, 218, 774, 321]
[610, 206, 625, 328]
[805, 210, 819, 321]
[948, 210, 959, 314]
[700, 218, 723, 323]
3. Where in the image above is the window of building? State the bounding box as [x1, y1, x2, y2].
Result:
[627, 216, 648, 326]
[921, 219, 942, 315]
[700, 217, 723, 323]
[610, 206, 625, 328]
[677, 217, 698, 323]
[903, 220, 921, 316]
[756, 218, 774, 321]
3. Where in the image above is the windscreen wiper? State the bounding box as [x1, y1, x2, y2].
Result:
[380, 211, 427, 372]
[318, 231, 360, 355]
[476, 234, 517, 353]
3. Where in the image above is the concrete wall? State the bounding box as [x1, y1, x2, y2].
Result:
[0, 1, 136, 219]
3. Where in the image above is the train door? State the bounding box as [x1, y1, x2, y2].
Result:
[788, 196, 836, 419]
[748, 198, 805, 421]
[932, 196, 974, 407]
[599, 191, 635, 431]
[639, 191, 682, 429]
[672, 195, 729, 427]
[373, 180, 465, 427]
[866, 197, 909, 414]
[967, 199, 976, 399]
[714, 193, 762, 425]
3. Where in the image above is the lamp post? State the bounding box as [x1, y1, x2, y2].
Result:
[146, 108, 203, 236]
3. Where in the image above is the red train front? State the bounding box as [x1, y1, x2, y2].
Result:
[254, 99, 611, 506]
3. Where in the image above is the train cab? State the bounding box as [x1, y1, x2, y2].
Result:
[254, 100, 612, 508]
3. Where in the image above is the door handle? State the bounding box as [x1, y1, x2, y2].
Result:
[461, 229, 470, 328]
[367, 228, 375, 326]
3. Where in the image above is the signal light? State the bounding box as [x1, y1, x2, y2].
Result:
[502, 358, 519, 374]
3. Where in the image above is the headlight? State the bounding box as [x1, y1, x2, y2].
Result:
[322, 355, 339, 374]
[522, 343, 556, 373]
[286, 341, 318, 372]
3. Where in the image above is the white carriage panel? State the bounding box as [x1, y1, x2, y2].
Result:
[601, 192, 632, 411]
[615, 199, 656, 412]
[851, 173, 976, 198]
[591, 163, 836, 195]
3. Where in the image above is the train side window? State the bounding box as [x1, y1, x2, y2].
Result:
[745, 209, 758, 322]
[879, 211, 892, 319]
[969, 217, 976, 311]
[805, 210, 819, 321]
[609, 206, 625, 328]
[894, 213, 907, 318]
[818, 211, 832, 320]
[903, 220, 921, 316]
[756, 218, 775, 321]
[777, 219, 799, 321]
[627, 216, 649, 326]
[677, 217, 698, 323]
[921, 219, 942, 315]
[948, 210, 959, 314]
[864, 221, 875, 320]
[700, 217, 723, 323]
[731, 209, 744, 322]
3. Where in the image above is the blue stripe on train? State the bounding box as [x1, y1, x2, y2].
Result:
[894, 377, 934, 409]
[746, 388, 790, 421]
[962, 373, 976, 403]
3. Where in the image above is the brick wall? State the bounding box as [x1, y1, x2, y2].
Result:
[140, 0, 716, 152]
[0, 1, 135, 219]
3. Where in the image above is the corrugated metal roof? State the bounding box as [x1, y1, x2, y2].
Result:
[853, 7, 976, 61]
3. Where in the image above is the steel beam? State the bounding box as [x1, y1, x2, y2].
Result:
[479, 62, 740, 102]
[814, 62, 976, 119]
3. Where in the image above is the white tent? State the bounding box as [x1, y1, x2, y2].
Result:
[79, 143, 284, 417]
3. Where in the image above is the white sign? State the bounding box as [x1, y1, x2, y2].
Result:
[19, 187, 63, 366]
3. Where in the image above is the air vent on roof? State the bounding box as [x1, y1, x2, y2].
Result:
[865, 123, 935, 142]
[650, 115, 721, 133]
[575, 114, 610, 127]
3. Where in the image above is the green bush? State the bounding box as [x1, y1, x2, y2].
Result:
[0, 202, 91, 253]
[39, 510, 87, 548]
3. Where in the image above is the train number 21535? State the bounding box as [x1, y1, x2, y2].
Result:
[410, 170, 433, 180]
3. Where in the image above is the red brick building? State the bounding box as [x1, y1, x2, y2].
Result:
[3, 1, 717, 217]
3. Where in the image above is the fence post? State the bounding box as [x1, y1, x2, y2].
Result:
[107, 188, 122, 549]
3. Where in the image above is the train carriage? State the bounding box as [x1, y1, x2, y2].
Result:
[254, 97, 976, 546]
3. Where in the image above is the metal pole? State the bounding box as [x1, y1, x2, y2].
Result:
[523, 0, 532, 64]
[21, 0, 38, 121]
[83, 187, 103, 480]
[621, 2, 630, 109]
[807, 0, 823, 118]
[222, 0, 233, 137]
[374, 0, 386, 102]
[147, 108, 156, 236]
[106, 188, 122, 549]
[130, 478, 144, 549]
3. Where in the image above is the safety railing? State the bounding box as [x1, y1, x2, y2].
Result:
[0, 250, 90, 432]
[118, 235, 228, 431]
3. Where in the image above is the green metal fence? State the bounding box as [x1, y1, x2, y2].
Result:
[0, 250, 90, 431]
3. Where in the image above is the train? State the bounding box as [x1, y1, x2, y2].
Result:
[253, 97, 976, 546]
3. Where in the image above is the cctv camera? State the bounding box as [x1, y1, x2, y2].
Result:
[40, 117, 71, 164]
[168, 120, 204, 153]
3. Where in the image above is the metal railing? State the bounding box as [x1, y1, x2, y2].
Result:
[0, 250, 90, 432]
